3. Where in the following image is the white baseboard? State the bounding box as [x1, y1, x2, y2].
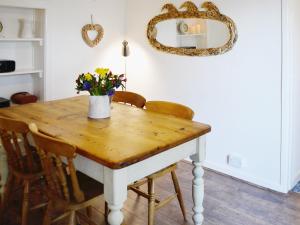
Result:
[291, 171, 300, 190]
[202, 160, 287, 193]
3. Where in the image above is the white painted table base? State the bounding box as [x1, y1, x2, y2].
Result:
[74, 136, 206, 225]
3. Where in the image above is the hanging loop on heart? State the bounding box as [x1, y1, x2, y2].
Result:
[82, 23, 104, 48]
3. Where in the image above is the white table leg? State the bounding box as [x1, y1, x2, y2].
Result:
[104, 167, 127, 225]
[190, 136, 206, 225]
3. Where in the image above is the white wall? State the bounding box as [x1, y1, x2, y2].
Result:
[45, 0, 126, 100]
[207, 20, 230, 48]
[288, 0, 300, 189]
[126, 0, 283, 191]
[0, 0, 126, 100]
[156, 20, 178, 47]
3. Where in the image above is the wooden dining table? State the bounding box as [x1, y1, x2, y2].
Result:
[0, 95, 211, 225]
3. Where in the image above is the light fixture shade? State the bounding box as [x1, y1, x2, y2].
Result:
[122, 40, 130, 57]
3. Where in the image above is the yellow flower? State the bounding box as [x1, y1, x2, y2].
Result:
[95, 68, 109, 79]
[84, 73, 93, 81]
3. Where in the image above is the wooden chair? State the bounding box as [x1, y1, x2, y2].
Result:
[112, 91, 146, 108]
[29, 123, 104, 225]
[0, 142, 7, 204]
[0, 117, 43, 225]
[129, 101, 194, 225]
[145, 101, 194, 120]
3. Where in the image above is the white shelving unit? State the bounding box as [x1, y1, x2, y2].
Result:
[176, 19, 208, 49]
[177, 33, 206, 37]
[0, 3, 46, 100]
[0, 69, 43, 77]
[0, 38, 43, 45]
[177, 33, 207, 49]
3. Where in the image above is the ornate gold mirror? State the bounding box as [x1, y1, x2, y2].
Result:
[147, 1, 238, 56]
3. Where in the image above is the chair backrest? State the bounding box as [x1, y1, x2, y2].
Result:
[29, 123, 84, 203]
[145, 101, 194, 120]
[0, 117, 38, 174]
[112, 91, 146, 108]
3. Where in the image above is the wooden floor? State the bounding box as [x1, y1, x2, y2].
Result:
[3, 161, 300, 225]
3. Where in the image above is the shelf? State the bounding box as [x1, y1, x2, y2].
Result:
[0, 5, 46, 101]
[0, 69, 43, 78]
[0, 38, 43, 45]
[177, 34, 206, 37]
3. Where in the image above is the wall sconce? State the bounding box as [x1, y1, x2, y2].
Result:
[122, 40, 130, 90]
[122, 40, 130, 57]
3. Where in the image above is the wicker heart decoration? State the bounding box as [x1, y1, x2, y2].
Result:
[81, 24, 104, 48]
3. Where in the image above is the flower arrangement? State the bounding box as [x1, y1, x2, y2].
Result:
[76, 68, 126, 96]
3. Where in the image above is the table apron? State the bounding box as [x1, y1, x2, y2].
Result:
[125, 138, 198, 184]
[74, 155, 105, 183]
[74, 138, 198, 185]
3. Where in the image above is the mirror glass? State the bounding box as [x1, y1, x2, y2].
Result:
[155, 19, 230, 49]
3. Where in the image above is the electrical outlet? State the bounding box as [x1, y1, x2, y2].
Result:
[227, 154, 243, 168]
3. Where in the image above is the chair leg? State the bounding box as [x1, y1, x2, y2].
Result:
[0, 174, 14, 222]
[134, 180, 140, 190]
[69, 210, 76, 225]
[86, 206, 93, 218]
[42, 202, 53, 225]
[76, 213, 81, 225]
[171, 170, 187, 221]
[2, 174, 14, 204]
[105, 202, 109, 224]
[148, 178, 155, 225]
[21, 181, 30, 225]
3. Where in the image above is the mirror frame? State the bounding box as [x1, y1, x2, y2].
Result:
[147, 1, 238, 57]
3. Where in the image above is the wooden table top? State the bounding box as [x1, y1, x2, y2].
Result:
[0, 96, 211, 169]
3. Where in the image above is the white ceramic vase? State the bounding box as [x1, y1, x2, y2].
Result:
[19, 19, 34, 38]
[88, 95, 111, 119]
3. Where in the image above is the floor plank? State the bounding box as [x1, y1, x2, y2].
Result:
[2, 161, 300, 225]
